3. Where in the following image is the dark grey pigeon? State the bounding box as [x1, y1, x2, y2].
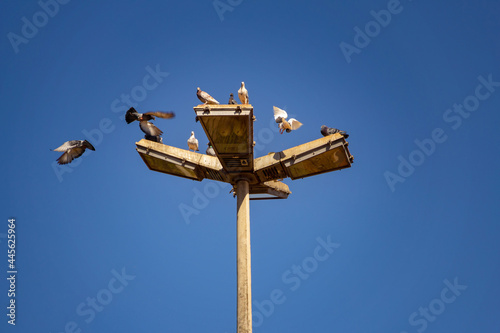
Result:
[125, 107, 175, 136]
[52, 140, 95, 165]
[320, 125, 349, 139]
[206, 143, 216, 156]
[228, 93, 238, 104]
[144, 134, 163, 143]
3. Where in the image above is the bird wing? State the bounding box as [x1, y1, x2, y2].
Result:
[139, 121, 163, 136]
[144, 111, 175, 119]
[125, 108, 141, 123]
[57, 147, 86, 165]
[288, 118, 303, 130]
[53, 140, 78, 152]
[273, 106, 288, 122]
[200, 91, 219, 104]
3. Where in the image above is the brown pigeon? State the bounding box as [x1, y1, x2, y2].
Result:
[197, 87, 219, 104]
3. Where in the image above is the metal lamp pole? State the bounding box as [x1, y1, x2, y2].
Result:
[236, 179, 252, 333]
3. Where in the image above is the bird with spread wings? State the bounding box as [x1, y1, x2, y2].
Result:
[52, 140, 95, 165]
[125, 107, 175, 137]
[273, 106, 303, 134]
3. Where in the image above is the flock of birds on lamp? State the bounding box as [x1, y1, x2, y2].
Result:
[52, 82, 348, 164]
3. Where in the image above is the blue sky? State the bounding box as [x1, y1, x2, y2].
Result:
[1, 0, 500, 332]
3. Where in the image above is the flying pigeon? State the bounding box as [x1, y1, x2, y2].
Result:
[273, 106, 303, 134]
[52, 140, 95, 165]
[320, 125, 349, 139]
[228, 93, 238, 105]
[125, 107, 175, 136]
[197, 87, 219, 105]
[238, 82, 249, 104]
[206, 143, 216, 156]
[187, 131, 199, 151]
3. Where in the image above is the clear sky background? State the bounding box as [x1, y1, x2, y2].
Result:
[1, 0, 500, 332]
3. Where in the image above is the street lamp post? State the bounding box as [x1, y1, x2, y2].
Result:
[236, 179, 252, 332]
[135, 103, 354, 332]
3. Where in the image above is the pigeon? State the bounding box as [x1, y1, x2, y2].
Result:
[273, 106, 303, 134]
[320, 125, 349, 139]
[52, 140, 95, 165]
[144, 134, 163, 143]
[206, 143, 216, 156]
[187, 131, 199, 151]
[197, 87, 219, 105]
[125, 107, 175, 136]
[238, 82, 249, 104]
[228, 93, 238, 105]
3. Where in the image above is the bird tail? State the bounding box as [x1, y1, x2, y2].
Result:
[84, 140, 96, 151]
[125, 108, 138, 124]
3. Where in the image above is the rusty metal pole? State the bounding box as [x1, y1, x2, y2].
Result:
[236, 179, 252, 333]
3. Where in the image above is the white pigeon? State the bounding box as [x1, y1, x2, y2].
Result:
[273, 106, 303, 134]
[187, 131, 199, 151]
[238, 82, 249, 104]
[197, 87, 219, 105]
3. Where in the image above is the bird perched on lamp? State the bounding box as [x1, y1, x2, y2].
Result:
[187, 131, 199, 151]
[228, 93, 238, 104]
[197, 87, 219, 105]
[206, 143, 216, 156]
[238, 82, 249, 104]
[320, 125, 349, 139]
